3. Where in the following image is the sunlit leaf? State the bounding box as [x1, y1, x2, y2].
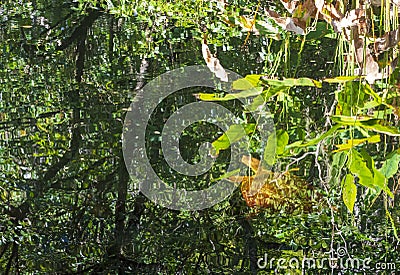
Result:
[247, 94, 265, 111]
[323, 76, 359, 83]
[342, 174, 356, 213]
[194, 87, 263, 101]
[362, 123, 400, 136]
[244, 75, 262, 87]
[264, 85, 290, 100]
[232, 78, 255, 90]
[333, 135, 380, 152]
[331, 115, 374, 124]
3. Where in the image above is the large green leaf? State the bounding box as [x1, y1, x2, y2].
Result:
[331, 115, 375, 124]
[330, 151, 348, 186]
[361, 150, 394, 197]
[247, 94, 266, 111]
[342, 174, 357, 213]
[362, 122, 400, 136]
[195, 87, 263, 101]
[306, 21, 334, 40]
[264, 85, 290, 101]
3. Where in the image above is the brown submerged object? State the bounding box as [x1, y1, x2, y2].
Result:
[228, 156, 319, 213]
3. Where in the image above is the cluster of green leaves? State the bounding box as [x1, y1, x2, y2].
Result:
[201, 73, 399, 212]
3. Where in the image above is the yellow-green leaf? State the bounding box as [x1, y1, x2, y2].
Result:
[348, 149, 374, 189]
[333, 135, 380, 152]
[244, 75, 262, 87]
[232, 78, 255, 90]
[195, 87, 263, 101]
[342, 174, 356, 213]
[324, 76, 358, 83]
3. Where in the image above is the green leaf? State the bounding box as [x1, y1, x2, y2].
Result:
[380, 149, 400, 179]
[386, 210, 400, 241]
[348, 149, 375, 189]
[244, 75, 262, 87]
[332, 151, 348, 168]
[232, 78, 255, 90]
[372, 167, 393, 198]
[333, 135, 380, 152]
[276, 129, 289, 155]
[324, 76, 359, 83]
[363, 83, 382, 105]
[212, 124, 256, 155]
[342, 174, 357, 213]
[261, 129, 287, 166]
[362, 123, 400, 136]
[263, 132, 277, 166]
[347, 149, 393, 197]
[331, 115, 376, 124]
[286, 124, 341, 149]
[231, 75, 262, 90]
[331, 116, 400, 136]
[212, 168, 241, 183]
[262, 77, 322, 88]
[264, 85, 290, 101]
[195, 87, 263, 101]
[330, 151, 348, 186]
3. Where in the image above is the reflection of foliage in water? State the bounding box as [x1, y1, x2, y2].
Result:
[0, 0, 399, 273]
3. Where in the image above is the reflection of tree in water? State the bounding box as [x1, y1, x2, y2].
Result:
[0, 0, 399, 273]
